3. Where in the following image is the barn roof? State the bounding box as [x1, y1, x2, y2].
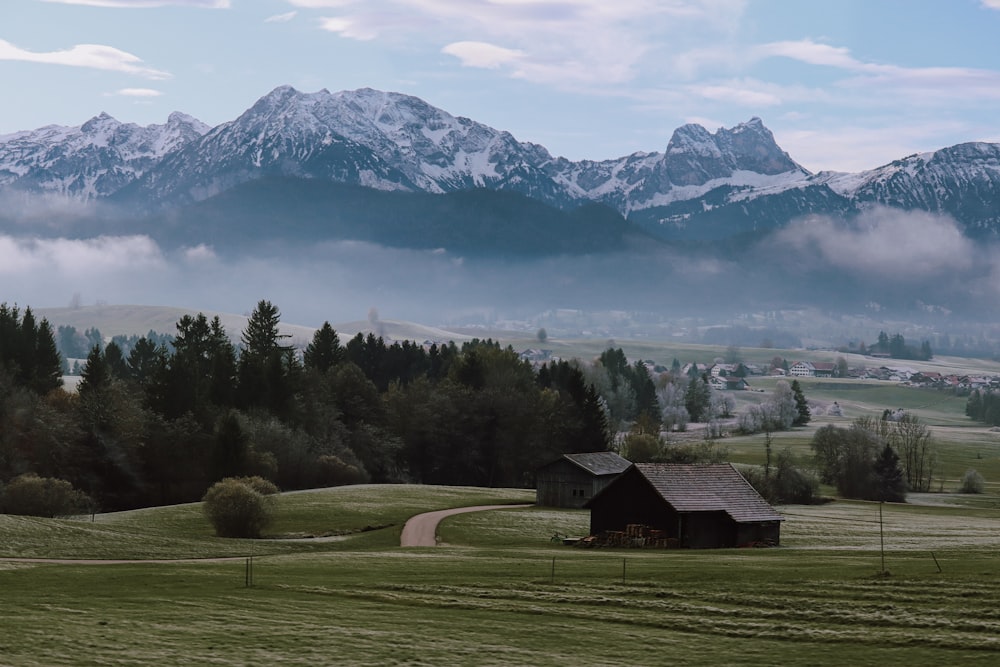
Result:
[561, 452, 632, 476]
[634, 463, 784, 523]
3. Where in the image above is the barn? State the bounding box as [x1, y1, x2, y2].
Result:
[585, 463, 784, 548]
[535, 452, 631, 508]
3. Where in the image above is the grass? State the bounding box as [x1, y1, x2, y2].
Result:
[0, 485, 534, 559]
[9, 337, 1000, 664]
[6, 485, 1000, 665]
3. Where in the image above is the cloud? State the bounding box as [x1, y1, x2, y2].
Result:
[982, 0, 1000, 9]
[111, 88, 164, 97]
[39, 0, 230, 7]
[688, 81, 783, 107]
[757, 40, 858, 69]
[0, 235, 166, 276]
[182, 244, 217, 262]
[0, 39, 170, 79]
[441, 41, 525, 69]
[772, 208, 976, 281]
[318, 16, 381, 40]
[755, 39, 1000, 104]
[265, 11, 298, 22]
[299, 0, 747, 87]
[288, 0, 358, 7]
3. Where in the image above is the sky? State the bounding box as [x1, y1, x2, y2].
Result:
[1, 0, 1000, 173]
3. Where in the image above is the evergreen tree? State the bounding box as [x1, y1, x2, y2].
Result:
[791, 379, 810, 426]
[877, 331, 889, 354]
[126, 337, 165, 385]
[32, 318, 64, 394]
[148, 313, 236, 423]
[628, 360, 661, 429]
[103, 341, 129, 380]
[236, 301, 297, 419]
[873, 443, 907, 502]
[78, 345, 110, 398]
[684, 375, 711, 423]
[304, 321, 344, 373]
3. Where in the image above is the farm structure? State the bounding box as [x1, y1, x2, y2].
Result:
[584, 463, 784, 549]
[535, 452, 631, 508]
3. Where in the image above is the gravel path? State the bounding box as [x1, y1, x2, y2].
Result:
[400, 504, 533, 547]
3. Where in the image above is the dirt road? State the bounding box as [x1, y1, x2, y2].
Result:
[400, 504, 533, 547]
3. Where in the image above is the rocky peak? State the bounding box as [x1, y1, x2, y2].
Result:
[716, 117, 802, 176]
[80, 112, 119, 134]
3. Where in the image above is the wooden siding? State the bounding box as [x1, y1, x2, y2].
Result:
[536, 459, 618, 509]
[586, 465, 783, 548]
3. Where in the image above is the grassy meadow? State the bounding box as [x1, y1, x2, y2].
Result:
[5, 484, 1000, 666]
[8, 327, 1000, 665]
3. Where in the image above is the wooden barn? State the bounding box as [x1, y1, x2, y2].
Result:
[535, 452, 631, 508]
[585, 463, 784, 548]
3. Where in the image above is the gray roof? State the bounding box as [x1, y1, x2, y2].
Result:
[635, 463, 784, 523]
[563, 452, 632, 476]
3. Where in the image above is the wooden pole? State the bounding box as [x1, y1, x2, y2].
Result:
[550, 556, 555, 584]
[931, 551, 942, 573]
[622, 558, 626, 584]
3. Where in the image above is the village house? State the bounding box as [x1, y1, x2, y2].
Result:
[535, 452, 631, 509]
[585, 463, 784, 549]
[708, 376, 750, 391]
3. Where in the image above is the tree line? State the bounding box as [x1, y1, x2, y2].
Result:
[839, 331, 933, 361]
[810, 412, 936, 500]
[1, 300, 611, 512]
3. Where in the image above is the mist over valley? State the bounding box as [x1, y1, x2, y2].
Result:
[3, 87, 1000, 352]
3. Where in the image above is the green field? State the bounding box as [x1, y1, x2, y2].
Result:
[5, 485, 1000, 666]
[12, 319, 1000, 664]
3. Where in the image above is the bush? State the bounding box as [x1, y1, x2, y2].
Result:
[202, 476, 278, 538]
[316, 454, 367, 486]
[0, 473, 94, 517]
[741, 449, 819, 505]
[959, 468, 985, 494]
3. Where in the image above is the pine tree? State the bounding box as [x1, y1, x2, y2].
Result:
[303, 321, 344, 373]
[873, 443, 906, 502]
[236, 300, 297, 418]
[791, 379, 811, 426]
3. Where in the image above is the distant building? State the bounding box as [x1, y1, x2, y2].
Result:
[789, 361, 816, 377]
[585, 463, 784, 548]
[811, 362, 836, 377]
[535, 452, 631, 509]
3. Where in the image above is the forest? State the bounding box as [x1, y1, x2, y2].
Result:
[0, 300, 629, 511]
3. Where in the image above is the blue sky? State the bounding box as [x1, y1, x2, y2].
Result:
[2, 0, 1000, 172]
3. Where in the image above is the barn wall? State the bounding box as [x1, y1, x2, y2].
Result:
[588, 468, 678, 536]
[537, 460, 604, 508]
[736, 521, 781, 547]
[682, 512, 737, 549]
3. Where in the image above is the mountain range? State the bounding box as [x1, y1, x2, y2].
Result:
[3, 85, 1000, 252]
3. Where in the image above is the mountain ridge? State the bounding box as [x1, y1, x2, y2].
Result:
[2, 85, 1000, 245]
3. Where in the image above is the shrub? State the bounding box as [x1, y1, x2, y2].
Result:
[959, 468, 985, 494]
[740, 449, 819, 505]
[202, 476, 278, 538]
[316, 454, 367, 486]
[0, 473, 94, 517]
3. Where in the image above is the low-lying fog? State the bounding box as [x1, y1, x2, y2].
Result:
[2, 206, 998, 341]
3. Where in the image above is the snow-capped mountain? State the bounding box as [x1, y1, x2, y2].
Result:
[118, 86, 570, 209]
[816, 142, 1000, 233]
[0, 111, 209, 200]
[2, 84, 1000, 244]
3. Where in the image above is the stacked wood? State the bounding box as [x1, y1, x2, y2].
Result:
[577, 525, 680, 549]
